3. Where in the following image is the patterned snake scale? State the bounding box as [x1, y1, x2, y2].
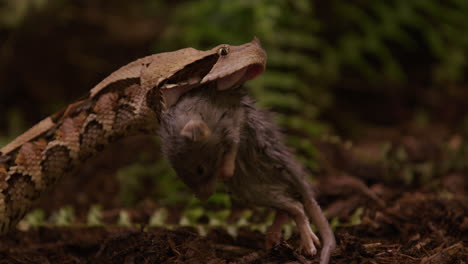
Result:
[0, 39, 267, 234]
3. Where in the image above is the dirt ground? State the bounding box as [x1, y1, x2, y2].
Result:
[0, 193, 466, 264]
[0, 129, 466, 264]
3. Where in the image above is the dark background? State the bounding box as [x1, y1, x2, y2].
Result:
[2, 1, 467, 140]
[0, 1, 466, 263]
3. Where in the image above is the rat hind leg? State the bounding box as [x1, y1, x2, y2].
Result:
[265, 210, 289, 248]
[279, 201, 321, 256]
[303, 196, 336, 264]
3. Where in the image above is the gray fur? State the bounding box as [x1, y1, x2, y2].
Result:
[159, 85, 335, 264]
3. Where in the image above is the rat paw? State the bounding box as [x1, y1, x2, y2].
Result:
[299, 240, 317, 256]
[310, 231, 321, 248]
[299, 228, 321, 256]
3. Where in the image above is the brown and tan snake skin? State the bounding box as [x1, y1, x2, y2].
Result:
[0, 39, 266, 234]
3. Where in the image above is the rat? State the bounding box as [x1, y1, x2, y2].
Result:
[159, 84, 335, 264]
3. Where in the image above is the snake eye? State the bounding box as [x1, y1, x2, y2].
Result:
[218, 46, 229, 56]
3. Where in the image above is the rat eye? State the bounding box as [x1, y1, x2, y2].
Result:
[217, 46, 229, 56]
[196, 166, 204, 175]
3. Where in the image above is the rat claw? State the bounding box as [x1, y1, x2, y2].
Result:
[300, 241, 317, 256]
[299, 227, 318, 256]
[310, 231, 321, 248]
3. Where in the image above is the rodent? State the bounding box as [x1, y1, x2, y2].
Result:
[159, 84, 335, 264]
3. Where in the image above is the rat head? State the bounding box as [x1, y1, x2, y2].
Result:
[161, 116, 226, 201]
[160, 85, 245, 201]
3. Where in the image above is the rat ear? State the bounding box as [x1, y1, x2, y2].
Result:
[180, 119, 211, 142]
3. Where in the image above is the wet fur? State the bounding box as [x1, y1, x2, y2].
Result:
[159, 86, 335, 264]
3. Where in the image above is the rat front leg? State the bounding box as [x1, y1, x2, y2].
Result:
[217, 142, 239, 180]
[218, 110, 242, 180]
[281, 201, 321, 256]
[265, 210, 289, 248]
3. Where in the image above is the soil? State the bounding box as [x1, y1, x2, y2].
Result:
[0, 130, 466, 264]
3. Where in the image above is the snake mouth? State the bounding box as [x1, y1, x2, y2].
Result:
[244, 63, 265, 80]
[160, 38, 267, 109]
[215, 64, 264, 91]
[160, 63, 264, 109]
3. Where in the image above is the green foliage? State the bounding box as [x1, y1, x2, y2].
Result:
[155, 0, 468, 174]
[149, 207, 169, 227]
[117, 210, 132, 226]
[50, 206, 75, 226]
[87, 205, 103, 226]
[18, 209, 46, 231]
[326, 0, 468, 83]
[179, 207, 205, 226]
[380, 142, 441, 186]
[116, 150, 189, 206]
[206, 209, 230, 226]
[0, 0, 49, 28]
[440, 136, 468, 175]
[329, 216, 340, 231]
[349, 207, 364, 226]
[159, 0, 329, 170]
[187, 191, 232, 209]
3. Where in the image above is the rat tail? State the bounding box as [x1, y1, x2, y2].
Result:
[302, 185, 336, 264]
